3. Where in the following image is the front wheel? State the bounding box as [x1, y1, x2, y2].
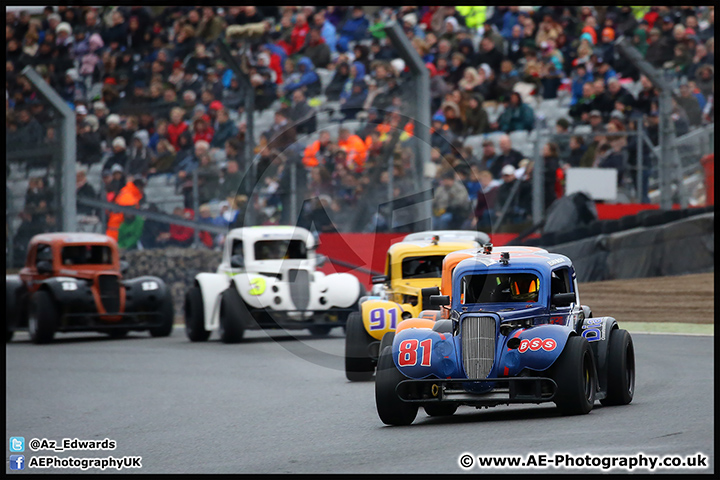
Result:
[552, 335, 596, 415]
[150, 291, 174, 337]
[28, 290, 57, 344]
[185, 285, 210, 342]
[219, 289, 246, 344]
[345, 312, 375, 381]
[601, 328, 635, 406]
[375, 346, 418, 426]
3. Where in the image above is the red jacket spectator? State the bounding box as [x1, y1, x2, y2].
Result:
[192, 117, 214, 144]
[290, 15, 310, 55]
[169, 208, 195, 245]
[167, 120, 188, 149]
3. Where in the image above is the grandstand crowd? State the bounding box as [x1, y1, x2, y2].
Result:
[6, 6, 715, 253]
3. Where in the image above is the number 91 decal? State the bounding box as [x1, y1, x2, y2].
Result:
[368, 308, 398, 331]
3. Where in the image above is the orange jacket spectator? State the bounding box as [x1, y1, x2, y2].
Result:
[302, 132, 332, 168]
[106, 180, 144, 241]
[338, 130, 368, 170]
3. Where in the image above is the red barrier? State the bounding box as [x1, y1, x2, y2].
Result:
[701, 154, 714, 205]
[595, 203, 660, 220]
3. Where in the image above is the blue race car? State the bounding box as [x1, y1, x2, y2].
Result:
[375, 245, 635, 426]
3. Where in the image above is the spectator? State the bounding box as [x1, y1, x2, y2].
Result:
[497, 91, 535, 132]
[126, 130, 152, 178]
[102, 136, 129, 173]
[167, 107, 188, 149]
[14, 108, 44, 146]
[337, 128, 368, 172]
[283, 56, 321, 97]
[325, 61, 350, 101]
[677, 82, 703, 126]
[432, 169, 471, 229]
[541, 142, 561, 210]
[337, 7, 369, 53]
[473, 169, 500, 229]
[303, 130, 334, 168]
[218, 160, 244, 200]
[570, 82, 596, 123]
[301, 28, 331, 69]
[463, 93, 489, 136]
[167, 207, 195, 247]
[491, 134, 524, 179]
[478, 139, 498, 172]
[117, 211, 144, 250]
[477, 35, 504, 74]
[494, 164, 525, 223]
[76, 169, 98, 216]
[106, 178, 145, 241]
[566, 135, 587, 168]
[148, 139, 177, 177]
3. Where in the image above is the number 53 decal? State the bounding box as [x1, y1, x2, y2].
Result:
[368, 308, 398, 331]
[398, 339, 432, 367]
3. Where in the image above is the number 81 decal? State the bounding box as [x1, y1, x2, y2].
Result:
[398, 339, 432, 367]
[368, 308, 398, 331]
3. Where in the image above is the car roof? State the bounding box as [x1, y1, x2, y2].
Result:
[402, 230, 490, 244]
[453, 246, 572, 276]
[31, 233, 115, 246]
[225, 226, 315, 247]
[388, 239, 479, 257]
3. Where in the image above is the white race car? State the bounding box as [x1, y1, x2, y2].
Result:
[184, 226, 364, 343]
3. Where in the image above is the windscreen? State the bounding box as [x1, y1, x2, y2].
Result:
[61, 245, 113, 265]
[462, 273, 540, 303]
[254, 240, 307, 260]
[401, 255, 445, 279]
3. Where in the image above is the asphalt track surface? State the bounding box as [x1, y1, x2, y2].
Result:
[6, 328, 714, 474]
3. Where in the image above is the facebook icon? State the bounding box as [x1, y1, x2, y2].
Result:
[9, 455, 25, 470]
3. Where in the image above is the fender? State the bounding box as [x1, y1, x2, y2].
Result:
[578, 316, 618, 393]
[122, 276, 170, 313]
[496, 324, 573, 377]
[391, 326, 463, 379]
[361, 299, 405, 340]
[38, 277, 95, 311]
[195, 272, 231, 331]
[418, 310, 442, 322]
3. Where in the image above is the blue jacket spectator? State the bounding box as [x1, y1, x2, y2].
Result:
[283, 57, 321, 97]
[340, 61, 366, 101]
[570, 65, 594, 106]
[500, 8, 521, 39]
[337, 7, 369, 53]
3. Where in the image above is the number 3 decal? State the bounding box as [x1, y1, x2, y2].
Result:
[398, 339, 432, 367]
[368, 308, 398, 331]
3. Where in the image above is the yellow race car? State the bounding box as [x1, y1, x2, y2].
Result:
[344, 231, 488, 381]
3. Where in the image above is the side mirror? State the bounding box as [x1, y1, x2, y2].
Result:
[371, 275, 389, 284]
[421, 286, 440, 297]
[37, 260, 53, 275]
[119, 260, 130, 274]
[552, 293, 576, 308]
[230, 254, 244, 269]
[316, 254, 327, 268]
[429, 295, 450, 306]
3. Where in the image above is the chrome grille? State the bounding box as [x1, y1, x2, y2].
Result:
[462, 316, 496, 379]
[98, 274, 120, 313]
[287, 269, 310, 311]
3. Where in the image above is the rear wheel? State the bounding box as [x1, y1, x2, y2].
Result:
[185, 285, 210, 342]
[379, 331, 395, 355]
[601, 328, 635, 406]
[308, 325, 333, 336]
[552, 336, 596, 415]
[376, 346, 418, 426]
[28, 290, 57, 344]
[423, 403, 458, 417]
[150, 290, 174, 337]
[219, 289, 246, 344]
[345, 312, 375, 381]
[107, 329, 129, 338]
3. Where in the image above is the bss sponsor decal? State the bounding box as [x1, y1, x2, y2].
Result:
[518, 337, 557, 353]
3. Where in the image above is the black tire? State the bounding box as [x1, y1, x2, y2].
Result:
[150, 291, 174, 337]
[376, 346, 418, 426]
[28, 290, 57, 344]
[107, 329, 129, 338]
[219, 288, 246, 344]
[185, 285, 210, 342]
[308, 325, 333, 336]
[601, 328, 635, 406]
[345, 312, 375, 381]
[423, 403, 458, 417]
[552, 335, 596, 415]
[379, 331, 395, 356]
